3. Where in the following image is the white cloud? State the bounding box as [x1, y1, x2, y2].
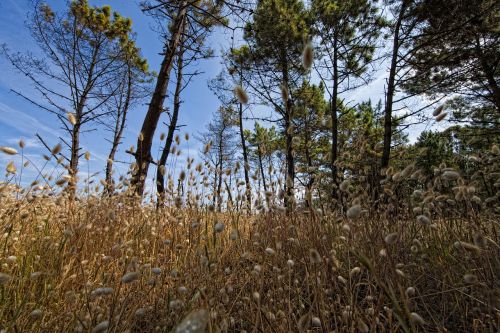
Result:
[0, 101, 61, 138]
[6, 137, 40, 148]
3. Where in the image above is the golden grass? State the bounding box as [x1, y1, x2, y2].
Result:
[0, 190, 498, 332]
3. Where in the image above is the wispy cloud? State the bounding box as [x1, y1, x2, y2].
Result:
[6, 137, 40, 149]
[0, 101, 61, 138]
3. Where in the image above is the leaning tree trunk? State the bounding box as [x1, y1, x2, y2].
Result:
[381, 2, 405, 171]
[238, 97, 252, 212]
[105, 68, 132, 195]
[157, 38, 185, 204]
[131, 4, 187, 195]
[216, 142, 224, 212]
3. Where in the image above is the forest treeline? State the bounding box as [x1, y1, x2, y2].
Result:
[1, 0, 499, 214]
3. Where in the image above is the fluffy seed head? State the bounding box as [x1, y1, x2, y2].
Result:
[410, 312, 425, 325]
[173, 309, 209, 333]
[121, 271, 139, 283]
[51, 143, 62, 155]
[442, 170, 460, 181]
[435, 112, 447, 122]
[67, 112, 77, 126]
[92, 321, 109, 333]
[265, 247, 276, 255]
[463, 274, 478, 284]
[234, 85, 249, 104]
[214, 221, 225, 233]
[346, 204, 362, 219]
[311, 317, 321, 327]
[0, 146, 17, 155]
[309, 248, 322, 264]
[384, 232, 398, 245]
[29, 309, 43, 318]
[406, 287, 416, 297]
[91, 287, 114, 297]
[6, 162, 16, 174]
[473, 233, 487, 249]
[0, 273, 12, 285]
[432, 104, 445, 117]
[416, 215, 430, 224]
[302, 42, 314, 70]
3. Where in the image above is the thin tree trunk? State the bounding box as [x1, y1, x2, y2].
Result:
[131, 4, 187, 195]
[281, 53, 294, 208]
[257, 145, 267, 192]
[238, 97, 252, 211]
[381, 1, 406, 170]
[304, 116, 314, 208]
[157, 35, 185, 203]
[217, 141, 223, 212]
[330, 34, 339, 200]
[105, 68, 132, 195]
[69, 123, 80, 196]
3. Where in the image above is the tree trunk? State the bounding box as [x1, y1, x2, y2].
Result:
[216, 137, 224, 212]
[238, 98, 251, 211]
[69, 123, 80, 196]
[284, 111, 294, 208]
[156, 35, 185, 203]
[105, 68, 132, 195]
[330, 33, 339, 200]
[304, 116, 314, 208]
[474, 35, 500, 113]
[381, 1, 406, 170]
[131, 4, 187, 195]
[281, 53, 294, 208]
[257, 144, 267, 192]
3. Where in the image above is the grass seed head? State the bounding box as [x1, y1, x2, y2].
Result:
[384, 233, 398, 245]
[121, 271, 139, 283]
[309, 248, 322, 264]
[463, 274, 478, 284]
[67, 112, 77, 126]
[410, 312, 425, 325]
[234, 85, 249, 104]
[302, 42, 313, 70]
[435, 112, 447, 122]
[0, 146, 18, 155]
[346, 204, 362, 219]
[0, 272, 12, 285]
[92, 320, 109, 333]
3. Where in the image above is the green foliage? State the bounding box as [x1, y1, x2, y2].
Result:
[66, 0, 148, 72]
[244, 0, 310, 62]
[311, 0, 384, 85]
[405, 0, 500, 111]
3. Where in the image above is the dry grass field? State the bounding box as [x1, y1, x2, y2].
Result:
[0, 149, 498, 332]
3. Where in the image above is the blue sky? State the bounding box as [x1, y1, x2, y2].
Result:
[0, 0, 440, 189]
[0, 0, 227, 188]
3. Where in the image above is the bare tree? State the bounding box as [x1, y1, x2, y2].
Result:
[131, 0, 230, 195]
[102, 56, 150, 195]
[1, 0, 146, 195]
[199, 107, 238, 211]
